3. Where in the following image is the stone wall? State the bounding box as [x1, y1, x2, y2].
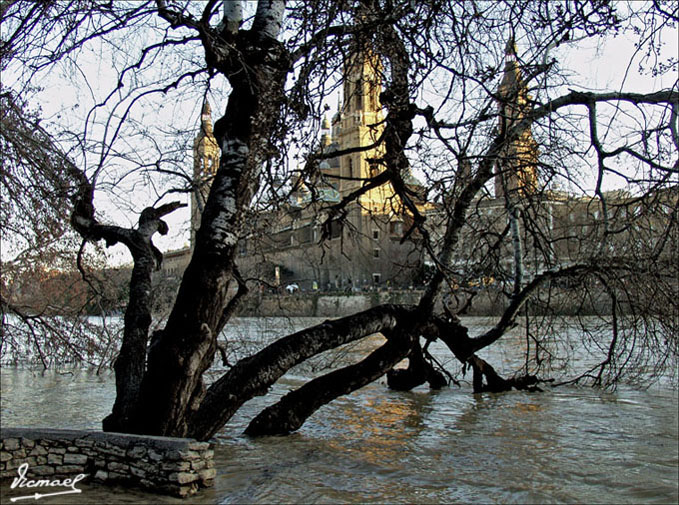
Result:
[238, 288, 609, 317]
[0, 428, 214, 498]
[239, 290, 425, 317]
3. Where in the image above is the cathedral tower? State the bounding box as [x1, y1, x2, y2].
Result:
[336, 46, 388, 212]
[494, 40, 538, 200]
[191, 100, 221, 248]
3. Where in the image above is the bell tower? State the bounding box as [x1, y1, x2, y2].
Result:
[494, 39, 538, 199]
[337, 47, 387, 210]
[191, 100, 221, 248]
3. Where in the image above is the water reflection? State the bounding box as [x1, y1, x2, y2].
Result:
[1, 317, 678, 504]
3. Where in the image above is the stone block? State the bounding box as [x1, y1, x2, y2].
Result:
[74, 439, 95, 448]
[58, 465, 87, 475]
[107, 471, 127, 481]
[130, 466, 147, 479]
[51, 447, 66, 455]
[4, 439, 20, 451]
[176, 484, 198, 497]
[63, 453, 88, 465]
[178, 450, 201, 460]
[190, 459, 207, 471]
[36, 456, 47, 465]
[94, 470, 108, 481]
[162, 461, 191, 472]
[0, 451, 11, 462]
[29, 446, 47, 456]
[163, 482, 199, 498]
[169, 472, 199, 484]
[5, 459, 23, 471]
[107, 461, 128, 473]
[47, 453, 63, 465]
[133, 460, 156, 474]
[22, 439, 35, 448]
[95, 444, 126, 458]
[127, 445, 147, 459]
[67, 445, 79, 452]
[147, 449, 163, 462]
[202, 449, 215, 459]
[198, 468, 216, 482]
[139, 478, 155, 489]
[30, 465, 55, 476]
[187, 441, 210, 451]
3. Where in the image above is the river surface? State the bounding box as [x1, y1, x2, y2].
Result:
[1, 317, 677, 504]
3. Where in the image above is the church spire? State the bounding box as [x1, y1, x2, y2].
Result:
[200, 100, 213, 135]
[192, 99, 221, 249]
[494, 38, 538, 199]
[320, 114, 332, 147]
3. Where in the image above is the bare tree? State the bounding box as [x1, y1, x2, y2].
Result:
[1, 0, 676, 440]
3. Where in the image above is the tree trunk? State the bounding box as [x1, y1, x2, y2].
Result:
[245, 325, 417, 436]
[121, 29, 292, 437]
[102, 253, 155, 432]
[188, 304, 411, 440]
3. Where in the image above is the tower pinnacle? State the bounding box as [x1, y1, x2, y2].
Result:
[200, 100, 213, 134]
[495, 38, 538, 199]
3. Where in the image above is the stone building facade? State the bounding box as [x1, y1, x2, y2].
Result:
[170, 47, 433, 291]
[235, 48, 433, 291]
[163, 40, 675, 297]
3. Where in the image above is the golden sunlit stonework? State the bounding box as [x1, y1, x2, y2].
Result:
[494, 39, 539, 199]
[191, 100, 221, 246]
[165, 42, 543, 290]
[241, 46, 434, 290]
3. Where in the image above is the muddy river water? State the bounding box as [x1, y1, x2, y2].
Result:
[1, 317, 677, 503]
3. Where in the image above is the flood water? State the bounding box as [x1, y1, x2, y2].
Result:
[1, 317, 677, 504]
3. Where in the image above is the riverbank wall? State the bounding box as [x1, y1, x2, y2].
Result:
[0, 428, 214, 498]
[237, 288, 604, 317]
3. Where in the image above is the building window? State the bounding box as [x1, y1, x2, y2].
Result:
[355, 77, 363, 110]
[372, 273, 381, 284]
[372, 230, 379, 240]
[373, 248, 380, 259]
[390, 221, 403, 237]
[348, 158, 353, 178]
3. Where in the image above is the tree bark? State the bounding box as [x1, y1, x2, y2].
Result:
[188, 304, 411, 440]
[123, 13, 292, 437]
[245, 325, 417, 436]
